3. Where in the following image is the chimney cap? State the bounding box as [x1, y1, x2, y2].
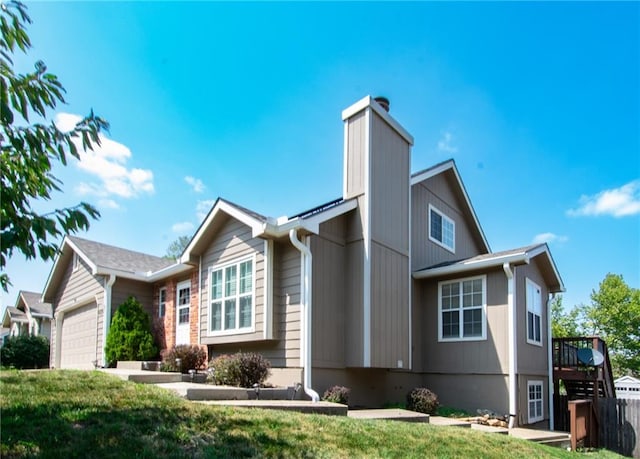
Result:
[374, 96, 390, 112]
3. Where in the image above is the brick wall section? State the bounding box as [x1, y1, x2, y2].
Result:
[152, 270, 207, 362]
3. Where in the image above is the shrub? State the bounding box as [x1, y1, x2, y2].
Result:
[208, 352, 271, 388]
[406, 387, 439, 414]
[160, 345, 207, 373]
[104, 296, 157, 365]
[322, 385, 350, 405]
[0, 334, 50, 369]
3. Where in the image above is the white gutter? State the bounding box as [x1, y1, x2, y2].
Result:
[289, 229, 320, 402]
[414, 253, 530, 279]
[503, 262, 517, 428]
[547, 293, 555, 431]
[102, 274, 116, 367]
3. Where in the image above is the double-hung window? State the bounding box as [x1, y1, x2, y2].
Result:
[429, 204, 455, 252]
[158, 287, 167, 318]
[210, 257, 254, 333]
[438, 275, 486, 341]
[526, 278, 542, 345]
[528, 380, 544, 423]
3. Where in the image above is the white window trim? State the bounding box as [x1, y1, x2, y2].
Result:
[527, 380, 544, 423]
[208, 254, 256, 337]
[437, 274, 487, 342]
[176, 280, 191, 325]
[526, 278, 543, 346]
[158, 287, 167, 318]
[428, 204, 455, 253]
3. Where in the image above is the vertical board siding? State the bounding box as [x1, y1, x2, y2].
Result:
[515, 260, 549, 375]
[370, 112, 410, 252]
[420, 269, 509, 374]
[599, 398, 640, 458]
[411, 172, 486, 270]
[370, 242, 409, 368]
[199, 217, 265, 345]
[345, 241, 364, 367]
[344, 111, 367, 199]
[311, 218, 347, 368]
[50, 256, 104, 368]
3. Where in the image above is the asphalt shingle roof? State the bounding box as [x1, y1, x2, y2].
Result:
[20, 291, 52, 317]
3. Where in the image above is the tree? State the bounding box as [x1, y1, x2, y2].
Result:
[550, 295, 581, 338]
[105, 296, 157, 365]
[0, 1, 108, 291]
[582, 273, 640, 377]
[165, 235, 190, 260]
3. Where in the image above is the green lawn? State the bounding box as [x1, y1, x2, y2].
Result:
[0, 370, 622, 458]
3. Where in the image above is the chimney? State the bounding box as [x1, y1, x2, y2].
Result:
[374, 96, 390, 112]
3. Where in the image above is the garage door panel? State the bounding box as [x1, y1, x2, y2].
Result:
[60, 302, 97, 369]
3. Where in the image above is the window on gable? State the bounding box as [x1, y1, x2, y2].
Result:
[528, 380, 544, 423]
[429, 204, 455, 252]
[158, 287, 167, 318]
[210, 257, 254, 334]
[438, 275, 486, 341]
[72, 253, 79, 272]
[526, 278, 542, 345]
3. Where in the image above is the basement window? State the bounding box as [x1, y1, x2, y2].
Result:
[528, 380, 544, 423]
[429, 204, 455, 252]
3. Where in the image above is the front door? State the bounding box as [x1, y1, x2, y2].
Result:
[175, 281, 190, 345]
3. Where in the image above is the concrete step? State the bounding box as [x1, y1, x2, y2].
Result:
[155, 382, 297, 401]
[101, 369, 182, 384]
[197, 400, 348, 416]
[348, 409, 430, 423]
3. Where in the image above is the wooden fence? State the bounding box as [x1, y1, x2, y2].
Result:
[598, 398, 639, 458]
[555, 396, 639, 457]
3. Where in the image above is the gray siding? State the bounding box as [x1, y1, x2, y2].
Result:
[411, 171, 486, 270]
[311, 217, 346, 368]
[515, 260, 550, 377]
[344, 111, 367, 199]
[50, 255, 104, 367]
[419, 268, 509, 374]
[200, 216, 265, 345]
[112, 278, 154, 317]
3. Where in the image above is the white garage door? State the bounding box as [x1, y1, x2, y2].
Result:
[60, 302, 98, 369]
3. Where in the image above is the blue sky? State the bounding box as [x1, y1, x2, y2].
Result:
[3, 2, 639, 315]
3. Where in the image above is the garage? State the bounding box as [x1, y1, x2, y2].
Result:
[59, 302, 98, 369]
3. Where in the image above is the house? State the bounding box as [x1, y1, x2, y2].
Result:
[615, 375, 640, 399]
[1, 290, 53, 341]
[42, 96, 564, 427]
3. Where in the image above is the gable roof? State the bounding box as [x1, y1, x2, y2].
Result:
[2, 306, 28, 327]
[413, 243, 565, 293]
[17, 291, 52, 318]
[411, 159, 490, 254]
[42, 235, 191, 302]
[181, 197, 357, 263]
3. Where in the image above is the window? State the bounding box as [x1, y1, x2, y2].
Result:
[177, 283, 190, 325]
[210, 257, 254, 333]
[528, 380, 544, 423]
[429, 204, 455, 252]
[526, 278, 542, 345]
[438, 275, 486, 341]
[158, 287, 167, 318]
[72, 253, 79, 272]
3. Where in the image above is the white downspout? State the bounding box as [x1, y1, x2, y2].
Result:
[289, 229, 320, 402]
[197, 255, 202, 345]
[503, 262, 517, 428]
[547, 293, 556, 431]
[102, 274, 116, 367]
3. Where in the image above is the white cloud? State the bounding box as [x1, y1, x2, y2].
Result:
[196, 199, 216, 221]
[98, 199, 120, 210]
[55, 112, 155, 200]
[172, 221, 194, 233]
[532, 232, 568, 245]
[437, 131, 458, 154]
[185, 176, 205, 193]
[568, 180, 640, 218]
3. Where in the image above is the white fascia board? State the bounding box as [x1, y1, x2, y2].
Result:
[410, 160, 455, 186]
[42, 236, 93, 301]
[413, 252, 529, 279]
[341, 95, 414, 145]
[65, 237, 99, 274]
[529, 244, 566, 293]
[145, 263, 193, 282]
[301, 199, 358, 227]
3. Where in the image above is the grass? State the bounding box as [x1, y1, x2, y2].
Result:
[0, 370, 623, 458]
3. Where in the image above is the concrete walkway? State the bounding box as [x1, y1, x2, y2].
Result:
[196, 400, 347, 416]
[348, 409, 429, 423]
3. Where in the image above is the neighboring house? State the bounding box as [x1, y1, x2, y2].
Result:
[41, 96, 564, 427]
[1, 291, 52, 341]
[615, 376, 640, 399]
